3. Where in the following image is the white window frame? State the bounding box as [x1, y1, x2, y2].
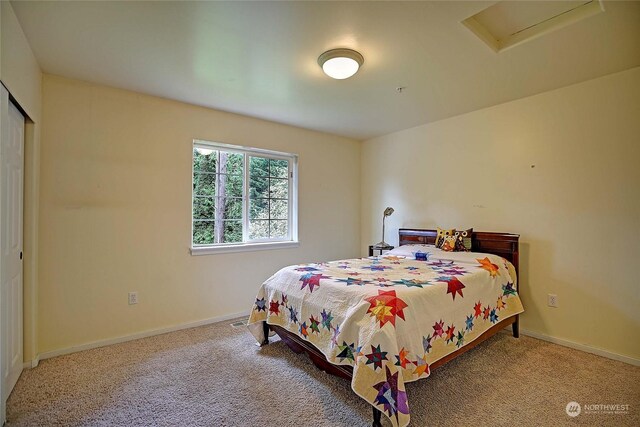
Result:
[190, 139, 299, 255]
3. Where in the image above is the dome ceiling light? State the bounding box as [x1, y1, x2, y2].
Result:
[318, 48, 364, 80]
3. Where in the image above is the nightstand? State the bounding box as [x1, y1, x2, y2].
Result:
[369, 245, 394, 256]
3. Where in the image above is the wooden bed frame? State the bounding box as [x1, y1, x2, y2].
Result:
[262, 228, 520, 426]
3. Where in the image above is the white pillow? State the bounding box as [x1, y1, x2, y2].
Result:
[383, 244, 435, 258]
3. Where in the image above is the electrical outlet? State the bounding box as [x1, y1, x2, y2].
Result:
[128, 292, 138, 305]
[548, 293, 558, 308]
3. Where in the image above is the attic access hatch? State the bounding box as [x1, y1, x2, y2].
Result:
[462, 0, 605, 53]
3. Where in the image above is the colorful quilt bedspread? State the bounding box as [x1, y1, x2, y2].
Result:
[247, 245, 524, 427]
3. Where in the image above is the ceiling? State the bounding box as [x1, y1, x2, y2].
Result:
[10, 0, 640, 140]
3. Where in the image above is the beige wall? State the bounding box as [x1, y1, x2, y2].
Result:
[361, 67, 640, 360]
[39, 74, 361, 355]
[1, 1, 42, 363]
[1, 2, 41, 120]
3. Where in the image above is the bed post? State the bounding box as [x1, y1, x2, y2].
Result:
[262, 321, 270, 346]
[512, 239, 520, 338]
[372, 407, 382, 427]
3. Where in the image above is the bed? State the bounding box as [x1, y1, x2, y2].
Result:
[247, 228, 524, 427]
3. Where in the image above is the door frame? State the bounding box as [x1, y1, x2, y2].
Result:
[0, 82, 7, 426]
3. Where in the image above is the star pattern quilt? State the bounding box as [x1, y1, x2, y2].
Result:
[248, 245, 524, 427]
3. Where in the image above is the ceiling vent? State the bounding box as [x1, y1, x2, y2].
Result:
[462, 0, 605, 53]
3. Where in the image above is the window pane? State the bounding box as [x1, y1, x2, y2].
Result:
[250, 156, 269, 176]
[193, 149, 217, 173]
[193, 196, 215, 219]
[270, 178, 288, 199]
[193, 173, 216, 196]
[249, 220, 269, 240]
[193, 221, 215, 245]
[222, 220, 243, 243]
[217, 151, 244, 175]
[249, 175, 269, 199]
[270, 159, 288, 178]
[223, 152, 244, 175]
[221, 197, 243, 220]
[270, 199, 288, 220]
[270, 220, 288, 238]
[250, 198, 269, 220]
[224, 173, 243, 198]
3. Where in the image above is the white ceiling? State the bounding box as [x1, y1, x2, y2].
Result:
[10, 0, 640, 140]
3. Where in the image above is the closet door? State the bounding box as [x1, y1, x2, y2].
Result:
[0, 85, 25, 421]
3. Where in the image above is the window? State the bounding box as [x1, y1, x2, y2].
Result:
[191, 140, 298, 254]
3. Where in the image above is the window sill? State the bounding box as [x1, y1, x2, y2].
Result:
[190, 241, 300, 256]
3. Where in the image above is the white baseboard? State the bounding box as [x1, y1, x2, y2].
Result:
[23, 356, 39, 369]
[517, 327, 639, 366]
[37, 311, 250, 362]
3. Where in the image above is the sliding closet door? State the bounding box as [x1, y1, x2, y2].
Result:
[0, 84, 25, 422]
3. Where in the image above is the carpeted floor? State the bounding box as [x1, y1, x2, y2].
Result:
[7, 318, 639, 426]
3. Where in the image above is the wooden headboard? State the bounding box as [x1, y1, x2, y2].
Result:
[398, 228, 520, 278]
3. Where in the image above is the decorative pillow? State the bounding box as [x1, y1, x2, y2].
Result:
[441, 235, 457, 252]
[454, 228, 473, 252]
[435, 227, 456, 249]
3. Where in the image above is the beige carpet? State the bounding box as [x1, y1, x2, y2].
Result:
[7, 318, 639, 427]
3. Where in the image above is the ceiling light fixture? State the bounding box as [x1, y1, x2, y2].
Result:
[318, 48, 364, 80]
